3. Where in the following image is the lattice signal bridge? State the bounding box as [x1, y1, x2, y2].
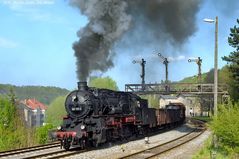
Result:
[125, 83, 228, 95]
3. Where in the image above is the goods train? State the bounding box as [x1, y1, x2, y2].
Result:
[56, 82, 185, 150]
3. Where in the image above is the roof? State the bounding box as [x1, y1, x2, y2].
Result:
[0, 89, 7, 95]
[21, 99, 47, 110]
[167, 102, 185, 106]
[159, 95, 178, 100]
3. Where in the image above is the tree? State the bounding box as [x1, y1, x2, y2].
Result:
[45, 96, 67, 127]
[0, 84, 69, 105]
[218, 66, 232, 83]
[205, 66, 233, 83]
[204, 68, 214, 83]
[89, 76, 119, 91]
[0, 96, 36, 150]
[222, 19, 239, 102]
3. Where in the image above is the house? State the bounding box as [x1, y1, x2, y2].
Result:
[0, 89, 7, 95]
[20, 99, 47, 127]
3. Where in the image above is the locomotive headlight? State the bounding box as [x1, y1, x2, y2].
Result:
[80, 125, 86, 130]
[57, 126, 62, 130]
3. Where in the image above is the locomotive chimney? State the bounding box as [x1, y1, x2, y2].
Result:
[78, 81, 88, 91]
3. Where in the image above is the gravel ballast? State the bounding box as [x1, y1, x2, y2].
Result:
[64, 123, 209, 159]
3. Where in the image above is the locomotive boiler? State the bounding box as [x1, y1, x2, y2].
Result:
[56, 82, 185, 150]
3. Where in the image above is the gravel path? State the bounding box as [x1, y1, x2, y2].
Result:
[64, 123, 201, 159]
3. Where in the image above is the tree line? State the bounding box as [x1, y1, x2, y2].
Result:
[0, 84, 69, 105]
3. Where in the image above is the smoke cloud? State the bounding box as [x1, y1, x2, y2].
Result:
[126, 0, 201, 45]
[70, 0, 131, 81]
[70, 0, 201, 81]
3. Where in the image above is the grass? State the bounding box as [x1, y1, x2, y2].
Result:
[192, 115, 237, 158]
[193, 136, 231, 159]
[192, 116, 212, 122]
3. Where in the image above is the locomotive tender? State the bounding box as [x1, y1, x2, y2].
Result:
[56, 82, 185, 150]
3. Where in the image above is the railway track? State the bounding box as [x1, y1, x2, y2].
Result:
[0, 142, 60, 159]
[0, 141, 88, 159]
[22, 148, 87, 159]
[0, 119, 206, 159]
[118, 121, 206, 159]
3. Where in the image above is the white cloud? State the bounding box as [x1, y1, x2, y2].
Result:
[0, 37, 18, 48]
[2, 1, 64, 23]
[168, 55, 186, 62]
[1, 0, 55, 5]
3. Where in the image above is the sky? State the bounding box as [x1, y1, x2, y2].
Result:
[0, 0, 238, 91]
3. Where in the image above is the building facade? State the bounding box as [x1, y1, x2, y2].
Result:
[159, 94, 199, 117]
[20, 99, 47, 127]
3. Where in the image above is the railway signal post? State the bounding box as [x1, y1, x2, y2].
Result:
[157, 53, 169, 83]
[133, 58, 146, 90]
[188, 57, 202, 83]
[157, 53, 170, 92]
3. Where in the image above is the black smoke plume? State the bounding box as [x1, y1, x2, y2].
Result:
[70, 0, 201, 81]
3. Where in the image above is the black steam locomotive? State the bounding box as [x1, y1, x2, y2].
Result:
[56, 82, 185, 150]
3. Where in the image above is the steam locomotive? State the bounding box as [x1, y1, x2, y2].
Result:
[56, 82, 185, 150]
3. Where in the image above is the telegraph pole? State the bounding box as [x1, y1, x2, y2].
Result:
[204, 16, 219, 158]
[204, 16, 218, 116]
[214, 16, 218, 116]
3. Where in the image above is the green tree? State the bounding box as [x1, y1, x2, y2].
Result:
[204, 67, 233, 84]
[222, 19, 239, 102]
[0, 96, 36, 150]
[89, 76, 119, 91]
[218, 66, 232, 83]
[204, 68, 214, 83]
[45, 96, 67, 127]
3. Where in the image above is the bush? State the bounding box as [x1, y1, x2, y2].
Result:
[210, 103, 239, 154]
[35, 124, 54, 144]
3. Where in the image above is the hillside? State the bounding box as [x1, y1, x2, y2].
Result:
[179, 73, 207, 83]
[179, 66, 231, 85]
[0, 84, 69, 105]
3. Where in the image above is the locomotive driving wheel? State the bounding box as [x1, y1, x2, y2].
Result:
[63, 139, 71, 150]
[92, 140, 99, 147]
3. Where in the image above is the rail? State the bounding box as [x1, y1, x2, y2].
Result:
[118, 119, 206, 159]
[0, 142, 60, 158]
